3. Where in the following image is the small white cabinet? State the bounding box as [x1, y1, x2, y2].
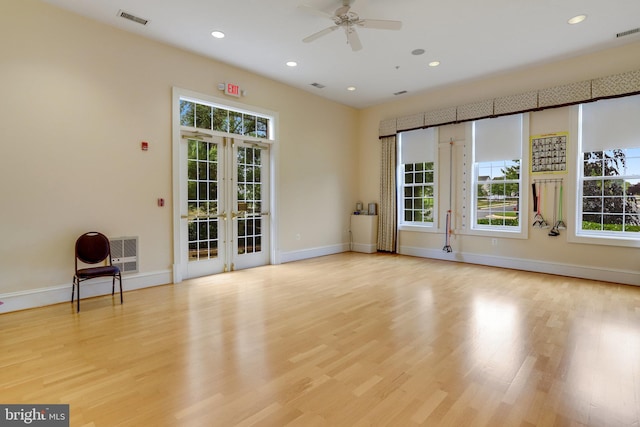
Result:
[350, 215, 378, 253]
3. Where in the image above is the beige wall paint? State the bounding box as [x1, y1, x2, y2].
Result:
[0, 0, 357, 295]
[1, 0, 637, 302]
[358, 42, 640, 280]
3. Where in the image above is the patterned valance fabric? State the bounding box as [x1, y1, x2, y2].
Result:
[592, 69, 640, 99]
[538, 80, 591, 108]
[494, 91, 538, 115]
[379, 68, 640, 138]
[424, 106, 457, 127]
[456, 99, 494, 122]
[396, 113, 425, 132]
[379, 118, 397, 137]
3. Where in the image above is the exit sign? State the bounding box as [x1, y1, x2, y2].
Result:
[224, 83, 241, 98]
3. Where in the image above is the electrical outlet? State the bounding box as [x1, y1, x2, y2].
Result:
[491, 238, 498, 246]
[295, 233, 301, 241]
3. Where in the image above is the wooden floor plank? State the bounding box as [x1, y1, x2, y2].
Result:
[1, 252, 639, 426]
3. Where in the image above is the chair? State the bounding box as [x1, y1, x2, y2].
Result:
[72, 232, 123, 312]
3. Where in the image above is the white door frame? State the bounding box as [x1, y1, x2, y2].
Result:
[171, 87, 279, 283]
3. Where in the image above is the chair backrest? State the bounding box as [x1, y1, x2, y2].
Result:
[76, 232, 112, 265]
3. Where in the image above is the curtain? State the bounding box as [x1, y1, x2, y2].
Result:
[378, 136, 397, 252]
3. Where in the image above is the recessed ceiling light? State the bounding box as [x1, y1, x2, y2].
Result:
[411, 49, 425, 56]
[286, 61, 298, 67]
[568, 14, 587, 25]
[428, 61, 440, 67]
[211, 31, 225, 39]
[347, 86, 356, 91]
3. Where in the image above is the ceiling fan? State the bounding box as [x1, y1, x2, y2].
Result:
[300, 0, 402, 51]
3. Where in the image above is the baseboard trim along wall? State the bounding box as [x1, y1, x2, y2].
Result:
[280, 243, 350, 264]
[351, 242, 378, 254]
[399, 245, 640, 286]
[3, 247, 636, 313]
[0, 270, 172, 314]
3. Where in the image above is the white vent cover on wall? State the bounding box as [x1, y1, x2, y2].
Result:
[110, 236, 138, 274]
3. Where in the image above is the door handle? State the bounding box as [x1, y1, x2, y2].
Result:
[181, 211, 227, 220]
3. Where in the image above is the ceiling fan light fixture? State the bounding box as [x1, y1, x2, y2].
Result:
[567, 14, 587, 25]
[347, 86, 356, 91]
[428, 61, 440, 67]
[286, 61, 298, 67]
[300, 3, 402, 51]
[211, 30, 225, 39]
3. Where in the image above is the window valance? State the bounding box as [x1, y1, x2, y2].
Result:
[379, 68, 640, 138]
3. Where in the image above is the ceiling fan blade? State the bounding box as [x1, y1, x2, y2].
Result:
[345, 27, 362, 51]
[303, 26, 340, 43]
[357, 19, 402, 30]
[298, 4, 334, 20]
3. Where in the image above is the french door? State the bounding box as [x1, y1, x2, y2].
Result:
[179, 134, 270, 279]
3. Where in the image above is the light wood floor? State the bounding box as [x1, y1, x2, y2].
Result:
[2, 253, 640, 427]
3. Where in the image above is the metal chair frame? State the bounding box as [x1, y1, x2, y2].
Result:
[72, 231, 123, 312]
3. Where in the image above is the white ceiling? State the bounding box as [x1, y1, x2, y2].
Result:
[42, 0, 640, 109]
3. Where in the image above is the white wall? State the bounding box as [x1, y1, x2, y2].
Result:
[0, 0, 358, 311]
[358, 42, 640, 285]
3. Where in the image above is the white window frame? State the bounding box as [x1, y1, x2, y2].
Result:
[466, 114, 529, 239]
[567, 100, 640, 248]
[397, 127, 439, 232]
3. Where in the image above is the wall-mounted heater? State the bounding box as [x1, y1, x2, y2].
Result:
[110, 236, 138, 274]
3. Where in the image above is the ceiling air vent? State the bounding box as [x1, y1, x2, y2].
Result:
[617, 28, 639, 38]
[118, 10, 149, 26]
[310, 83, 326, 89]
[394, 90, 408, 96]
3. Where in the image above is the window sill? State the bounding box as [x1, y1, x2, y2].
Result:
[399, 224, 438, 233]
[569, 232, 640, 248]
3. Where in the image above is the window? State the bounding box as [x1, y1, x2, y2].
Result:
[398, 128, 438, 229]
[180, 99, 270, 139]
[471, 114, 526, 235]
[578, 95, 640, 239]
[475, 159, 521, 227]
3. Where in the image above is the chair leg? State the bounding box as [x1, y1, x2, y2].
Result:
[119, 273, 123, 304]
[72, 277, 80, 312]
[112, 276, 115, 295]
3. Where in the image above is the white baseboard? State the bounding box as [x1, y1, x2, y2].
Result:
[280, 243, 349, 264]
[4, 247, 634, 314]
[0, 270, 172, 314]
[351, 242, 377, 253]
[399, 245, 640, 286]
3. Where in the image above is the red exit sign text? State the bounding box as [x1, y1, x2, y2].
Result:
[225, 83, 241, 98]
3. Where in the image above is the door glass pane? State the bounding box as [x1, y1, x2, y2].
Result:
[237, 146, 263, 255]
[187, 140, 219, 261]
